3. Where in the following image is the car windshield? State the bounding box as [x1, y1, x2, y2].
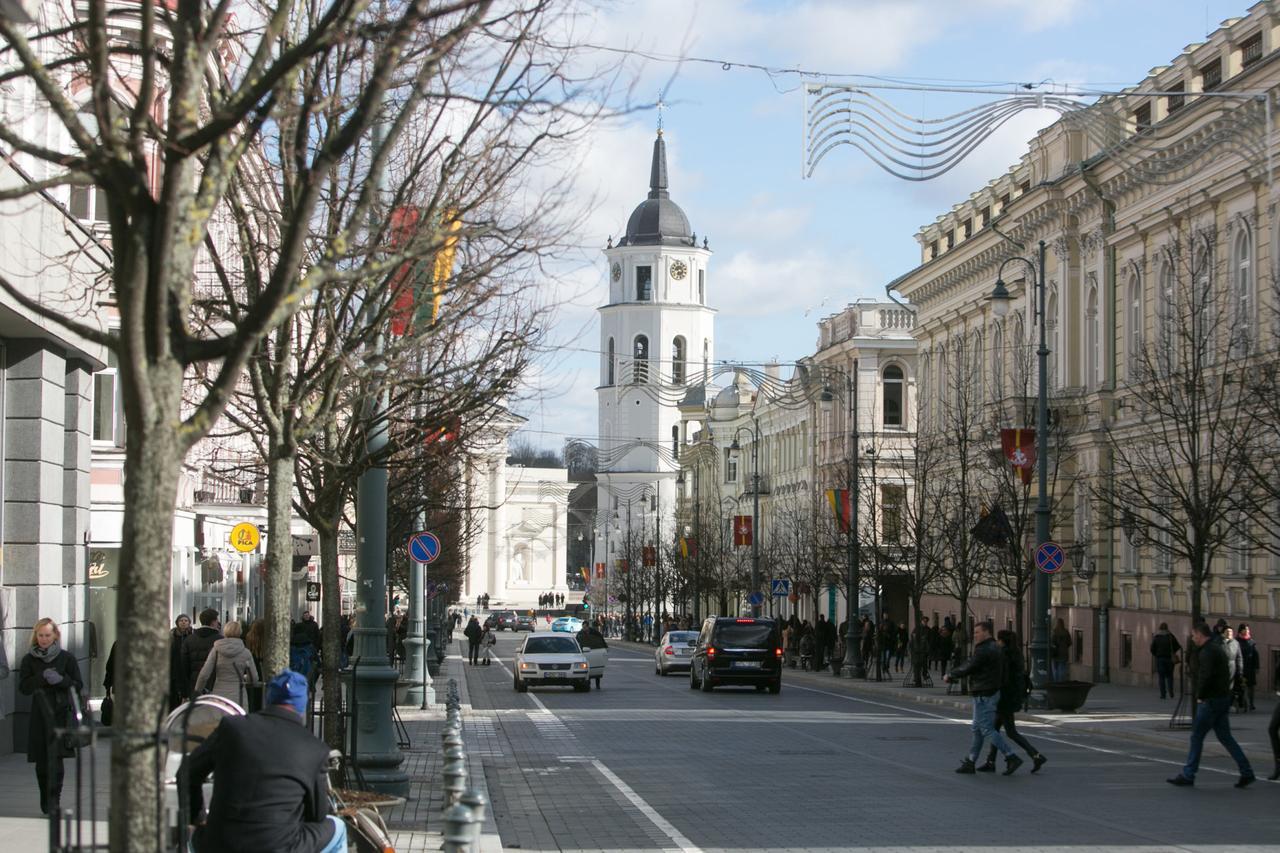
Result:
[667, 632, 697, 644]
[525, 637, 580, 654]
[715, 623, 774, 647]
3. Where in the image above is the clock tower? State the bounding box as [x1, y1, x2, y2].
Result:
[597, 129, 715, 569]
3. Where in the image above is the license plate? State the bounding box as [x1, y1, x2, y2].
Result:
[731, 660, 761, 669]
[675, 649, 689, 656]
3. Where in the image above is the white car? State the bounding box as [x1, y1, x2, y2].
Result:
[514, 632, 591, 692]
[550, 616, 584, 634]
[654, 630, 698, 675]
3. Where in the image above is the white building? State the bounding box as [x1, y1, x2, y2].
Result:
[597, 130, 715, 584]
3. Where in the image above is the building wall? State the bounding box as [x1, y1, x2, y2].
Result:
[894, 4, 1280, 688]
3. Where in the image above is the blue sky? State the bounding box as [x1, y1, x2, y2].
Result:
[515, 0, 1252, 452]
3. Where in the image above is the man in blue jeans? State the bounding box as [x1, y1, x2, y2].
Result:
[1168, 622, 1255, 789]
[945, 620, 1023, 776]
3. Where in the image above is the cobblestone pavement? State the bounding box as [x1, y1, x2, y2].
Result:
[455, 631, 1280, 852]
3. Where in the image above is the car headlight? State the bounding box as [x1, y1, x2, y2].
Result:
[519, 661, 537, 671]
[573, 661, 589, 671]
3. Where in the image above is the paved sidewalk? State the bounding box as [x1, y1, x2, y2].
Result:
[610, 637, 1280, 767]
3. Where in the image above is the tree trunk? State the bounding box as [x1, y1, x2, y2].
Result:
[109, 406, 183, 853]
[318, 520, 342, 748]
[264, 450, 295, 677]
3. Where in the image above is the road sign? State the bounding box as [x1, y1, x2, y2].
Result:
[305, 581, 321, 602]
[230, 522, 260, 553]
[748, 591, 765, 607]
[770, 579, 791, 597]
[409, 530, 442, 564]
[1035, 541, 1065, 575]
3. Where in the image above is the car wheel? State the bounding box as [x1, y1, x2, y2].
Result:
[700, 668, 713, 692]
[768, 678, 781, 695]
[514, 674, 527, 693]
[689, 667, 700, 690]
[655, 663, 661, 675]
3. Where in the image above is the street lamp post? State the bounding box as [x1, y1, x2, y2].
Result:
[821, 364, 865, 679]
[676, 464, 703, 622]
[988, 239, 1051, 695]
[729, 420, 762, 617]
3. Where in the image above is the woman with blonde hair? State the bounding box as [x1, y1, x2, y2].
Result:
[193, 620, 259, 708]
[18, 617, 83, 814]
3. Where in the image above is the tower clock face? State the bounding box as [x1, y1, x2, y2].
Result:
[670, 260, 688, 280]
[611, 262, 622, 281]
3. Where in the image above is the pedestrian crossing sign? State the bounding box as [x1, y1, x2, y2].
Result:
[771, 579, 790, 596]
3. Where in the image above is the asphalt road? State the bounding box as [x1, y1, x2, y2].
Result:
[461, 630, 1279, 852]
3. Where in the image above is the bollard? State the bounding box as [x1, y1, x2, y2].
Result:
[459, 788, 488, 846]
[442, 745, 468, 805]
[441, 802, 476, 853]
[442, 729, 463, 751]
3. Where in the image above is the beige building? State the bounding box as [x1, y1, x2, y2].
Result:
[893, 3, 1280, 688]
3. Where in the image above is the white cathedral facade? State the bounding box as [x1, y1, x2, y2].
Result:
[596, 130, 716, 578]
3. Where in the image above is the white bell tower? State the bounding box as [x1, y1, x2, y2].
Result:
[596, 129, 715, 568]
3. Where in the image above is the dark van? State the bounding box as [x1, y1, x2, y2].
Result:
[690, 616, 782, 694]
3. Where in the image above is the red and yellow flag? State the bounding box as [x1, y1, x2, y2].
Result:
[825, 489, 852, 533]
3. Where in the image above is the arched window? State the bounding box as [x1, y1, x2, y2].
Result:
[1232, 225, 1253, 354]
[1085, 283, 1100, 388]
[671, 336, 686, 385]
[632, 335, 649, 384]
[919, 351, 931, 430]
[1126, 273, 1142, 378]
[968, 331, 984, 404]
[1158, 259, 1175, 375]
[990, 323, 1004, 402]
[636, 265, 653, 301]
[671, 425, 679, 460]
[882, 365, 904, 428]
[606, 337, 615, 385]
[702, 338, 710, 379]
[1010, 313, 1026, 392]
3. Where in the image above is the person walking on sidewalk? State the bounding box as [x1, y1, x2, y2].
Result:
[464, 616, 483, 665]
[19, 617, 84, 815]
[1237, 623, 1258, 712]
[481, 624, 497, 666]
[978, 630, 1046, 774]
[1167, 622, 1255, 789]
[1150, 622, 1182, 700]
[944, 620, 1023, 776]
[1050, 618, 1072, 682]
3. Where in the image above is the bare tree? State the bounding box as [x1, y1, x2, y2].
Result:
[1093, 222, 1266, 626]
[0, 3, 622, 844]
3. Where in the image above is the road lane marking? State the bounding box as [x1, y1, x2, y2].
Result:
[491, 656, 551, 712]
[590, 759, 703, 853]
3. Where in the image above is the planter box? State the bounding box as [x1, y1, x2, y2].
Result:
[1045, 680, 1094, 712]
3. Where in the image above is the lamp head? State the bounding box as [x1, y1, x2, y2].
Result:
[676, 470, 685, 486]
[728, 438, 741, 463]
[989, 278, 1012, 317]
[819, 386, 835, 415]
[1067, 542, 1085, 569]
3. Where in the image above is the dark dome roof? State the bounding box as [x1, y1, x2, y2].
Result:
[620, 133, 695, 247]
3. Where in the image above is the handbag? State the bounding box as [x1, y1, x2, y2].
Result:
[100, 690, 114, 727]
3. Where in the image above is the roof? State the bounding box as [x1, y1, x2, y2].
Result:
[619, 132, 695, 247]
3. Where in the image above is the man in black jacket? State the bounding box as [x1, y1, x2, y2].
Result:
[184, 609, 222, 698]
[1167, 623, 1255, 789]
[182, 670, 345, 853]
[944, 620, 1023, 775]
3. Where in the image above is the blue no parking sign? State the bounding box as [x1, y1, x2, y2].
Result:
[1035, 541, 1065, 575]
[409, 530, 442, 564]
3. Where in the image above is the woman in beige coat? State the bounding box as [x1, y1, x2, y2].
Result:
[194, 621, 259, 707]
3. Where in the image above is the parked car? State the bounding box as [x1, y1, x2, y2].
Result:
[513, 632, 591, 692]
[550, 616, 584, 634]
[689, 617, 782, 694]
[514, 614, 537, 632]
[493, 611, 519, 631]
[655, 630, 698, 676]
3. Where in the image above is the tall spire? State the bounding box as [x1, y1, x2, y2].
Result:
[648, 132, 669, 200]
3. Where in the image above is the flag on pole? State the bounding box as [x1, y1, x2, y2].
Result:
[679, 536, 697, 559]
[733, 516, 753, 547]
[388, 207, 460, 336]
[825, 489, 852, 533]
[616, 558, 629, 574]
[642, 545, 656, 566]
[1001, 428, 1036, 485]
[595, 562, 605, 578]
